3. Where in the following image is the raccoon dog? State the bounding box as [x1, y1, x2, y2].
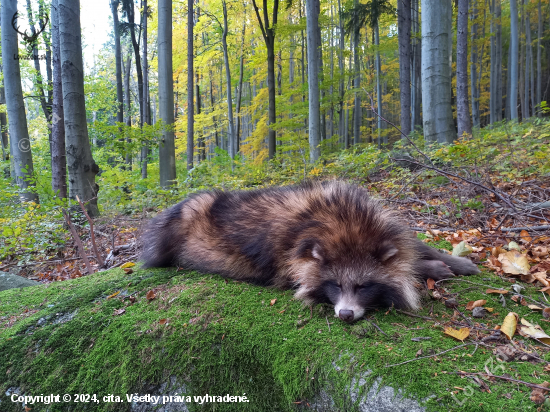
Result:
[141, 181, 479, 322]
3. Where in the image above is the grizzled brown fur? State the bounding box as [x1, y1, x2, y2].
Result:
[141, 181, 479, 322]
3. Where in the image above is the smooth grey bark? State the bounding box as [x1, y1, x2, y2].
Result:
[306, 0, 320, 162]
[124, 53, 132, 165]
[329, 2, 334, 140]
[123, 0, 143, 128]
[141, 0, 150, 179]
[398, 0, 411, 138]
[421, 0, 455, 144]
[470, 0, 480, 127]
[25, 0, 51, 123]
[352, 0, 360, 146]
[251, 0, 279, 159]
[0, 66, 7, 162]
[524, 7, 531, 119]
[337, 0, 345, 144]
[221, 0, 236, 163]
[235, 24, 246, 150]
[529, 11, 535, 116]
[456, 0, 471, 137]
[0, 14, 8, 161]
[59, 0, 99, 215]
[186, 0, 193, 170]
[1, 0, 38, 202]
[509, 0, 519, 120]
[111, 0, 124, 126]
[50, 0, 66, 198]
[489, 0, 497, 125]
[374, 22, 383, 146]
[536, 0, 541, 110]
[496, 0, 502, 121]
[158, 0, 177, 184]
[411, 0, 421, 129]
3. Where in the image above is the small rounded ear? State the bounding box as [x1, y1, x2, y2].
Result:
[377, 242, 399, 263]
[296, 238, 324, 262]
[311, 243, 323, 261]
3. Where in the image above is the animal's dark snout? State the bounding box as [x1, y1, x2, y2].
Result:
[339, 309, 354, 322]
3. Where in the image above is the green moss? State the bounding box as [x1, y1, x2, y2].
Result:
[1, 262, 548, 411]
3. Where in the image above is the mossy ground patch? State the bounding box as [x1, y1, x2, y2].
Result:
[1, 252, 549, 411]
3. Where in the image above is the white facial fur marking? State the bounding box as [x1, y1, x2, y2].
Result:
[333, 293, 365, 320]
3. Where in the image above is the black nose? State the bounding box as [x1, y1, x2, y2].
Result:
[339, 309, 355, 322]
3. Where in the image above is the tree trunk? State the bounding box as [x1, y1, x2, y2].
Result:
[158, 0, 177, 184]
[111, 0, 124, 126]
[124, 53, 132, 165]
[235, 24, 246, 151]
[352, 0, 360, 146]
[2, 0, 38, 202]
[398, 0, 411, 138]
[337, 0, 345, 142]
[141, 0, 150, 179]
[536, 0, 541, 110]
[50, 0, 67, 198]
[509, 0, 519, 120]
[123, 0, 144, 128]
[421, 0, 455, 144]
[524, 7, 531, 119]
[470, 0, 480, 127]
[25, 0, 51, 123]
[59, 0, 99, 215]
[306, 0, 320, 162]
[375, 22, 383, 147]
[457, 0, 471, 137]
[251, 0, 279, 159]
[222, 0, 236, 164]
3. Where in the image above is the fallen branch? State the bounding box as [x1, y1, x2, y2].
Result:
[500, 225, 550, 232]
[76, 195, 105, 268]
[455, 371, 550, 392]
[62, 209, 94, 275]
[386, 343, 476, 368]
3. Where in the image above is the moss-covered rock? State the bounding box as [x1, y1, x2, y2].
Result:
[0, 265, 546, 411]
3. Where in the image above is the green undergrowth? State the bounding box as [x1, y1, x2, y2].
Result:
[1, 255, 549, 411]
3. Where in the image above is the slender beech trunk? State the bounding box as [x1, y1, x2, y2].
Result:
[337, 0, 345, 142]
[398, 0, 411, 138]
[510, 0, 519, 120]
[306, 0, 320, 162]
[536, 0, 541, 110]
[470, 0, 480, 127]
[186, 0, 194, 169]
[59, 0, 99, 214]
[421, 0, 455, 144]
[353, 0, 360, 146]
[524, 6, 531, 119]
[50, 0, 66, 198]
[251, 0, 279, 159]
[222, 0, 236, 164]
[158, 0, 177, 184]
[124, 53, 132, 165]
[2, 0, 39, 202]
[235, 24, 246, 151]
[375, 22, 383, 146]
[111, 0, 124, 126]
[457, 0, 472, 137]
[123, 0, 144, 128]
[141, 0, 150, 179]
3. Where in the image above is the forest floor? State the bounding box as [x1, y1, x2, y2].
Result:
[1, 120, 550, 411]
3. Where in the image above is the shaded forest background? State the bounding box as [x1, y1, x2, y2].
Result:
[0, 0, 549, 272]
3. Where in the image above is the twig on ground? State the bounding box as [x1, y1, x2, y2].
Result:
[326, 316, 331, 332]
[367, 318, 388, 336]
[455, 371, 550, 392]
[76, 195, 105, 268]
[386, 343, 476, 368]
[62, 209, 94, 275]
